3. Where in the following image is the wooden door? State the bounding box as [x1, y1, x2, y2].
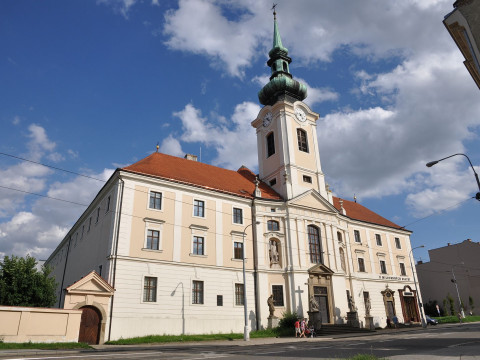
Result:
[78, 306, 101, 344]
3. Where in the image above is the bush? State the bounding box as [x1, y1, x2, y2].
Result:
[277, 311, 299, 336]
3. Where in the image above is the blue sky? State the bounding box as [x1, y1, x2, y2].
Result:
[1, 0, 479, 263]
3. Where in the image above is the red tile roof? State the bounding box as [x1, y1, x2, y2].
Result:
[333, 197, 404, 230]
[122, 152, 282, 200]
[122, 152, 403, 229]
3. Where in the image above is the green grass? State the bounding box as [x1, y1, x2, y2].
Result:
[432, 315, 480, 324]
[105, 333, 245, 345]
[348, 355, 383, 360]
[0, 342, 91, 350]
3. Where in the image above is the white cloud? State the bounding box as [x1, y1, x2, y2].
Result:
[12, 116, 21, 125]
[160, 135, 184, 157]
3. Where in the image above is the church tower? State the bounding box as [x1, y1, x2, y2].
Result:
[252, 9, 329, 201]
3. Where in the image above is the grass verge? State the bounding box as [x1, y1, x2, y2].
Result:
[433, 315, 480, 324]
[0, 342, 91, 350]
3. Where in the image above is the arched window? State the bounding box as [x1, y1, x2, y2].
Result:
[339, 247, 346, 271]
[267, 220, 280, 231]
[267, 132, 275, 157]
[283, 62, 288, 72]
[308, 225, 322, 264]
[297, 129, 308, 152]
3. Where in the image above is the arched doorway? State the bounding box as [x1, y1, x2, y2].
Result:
[78, 306, 101, 344]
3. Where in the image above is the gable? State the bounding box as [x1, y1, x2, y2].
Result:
[288, 190, 338, 213]
[66, 271, 114, 296]
[308, 263, 334, 275]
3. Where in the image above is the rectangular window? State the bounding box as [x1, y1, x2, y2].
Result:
[395, 237, 401, 249]
[192, 280, 204, 304]
[147, 229, 160, 250]
[267, 220, 279, 231]
[233, 241, 243, 259]
[272, 285, 284, 306]
[267, 132, 275, 157]
[358, 258, 366, 272]
[149, 191, 162, 210]
[303, 175, 312, 183]
[376, 234, 382, 246]
[297, 129, 309, 152]
[217, 295, 223, 306]
[235, 283, 244, 305]
[233, 208, 243, 224]
[193, 236, 204, 255]
[354, 230, 361, 243]
[380, 260, 387, 274]
[143, 277, 157, 302]
[400, 262, 406, 276]
[96, 207, 100, 223]
[269, 178, 277, 186]
[106, 196, 111, 213]
[194, 200, 205, 217]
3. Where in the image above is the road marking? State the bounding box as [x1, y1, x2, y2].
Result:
[448, 340, 480, 348]
[4, 352, 166, 360]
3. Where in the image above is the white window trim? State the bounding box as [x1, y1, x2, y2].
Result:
[147, 190, 164, 212]
[141, 275, 158, 304]
[399, 262, 407, 276]
[190, 225, 208, 256]
[233, 282, 245, 307]
[357, 257, 366, 272]
[375, 234, 382, 246]
[353, 229, 362, 243]
[143, 218, 164, 252]
[395, 237, 402, 249]
[271, 284, 285, 308]
[232, 206, 244, 225]
[193, 198, 207, 219]
[191, 279, 205, 306]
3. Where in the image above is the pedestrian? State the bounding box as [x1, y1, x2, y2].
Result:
[300, 318, 306, 338]
[294, 319, 301, 338]
[392, 315, 398, 329]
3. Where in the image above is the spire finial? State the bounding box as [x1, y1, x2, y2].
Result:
[156, 142, 159, 152]
[271, 3, 277, 20]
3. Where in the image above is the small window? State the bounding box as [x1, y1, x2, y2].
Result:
[106, 196, 111, 213]
[96, 207, 100, 223]
[192, 280, 204, 304]
[147, 229, 160, 250]
[217, 295, 223, 306]
[380, 260, 387, 274]
[149, 191, 162, 210]
[270, 208, 276, 212]
[234, 241, 243, 259]
[88, 217, 92, 232]
[358, 258, 366, 272]
[143, 277, 157, 302]
[81, 225, 85, 239]
[337, 231, 343, 242]
[267, 132, 275, 157]
[194, 200, 205, 217]
[267, 220, 280, 231]
[376, 234, 382, 246]
[269, 178, 277, 186]
[235, 283, 244, 306]
[354, 230, 361, 243]
[297, 129, 309, 152]
[272, 285, 284, 306]
[193, 236, 204, 255]
[400, 263, 406, 276]
[233, 208, 243, 224]
[282, 62, 287, 72]
[395, 237, 401, 249]
[303, 175, 312, 183]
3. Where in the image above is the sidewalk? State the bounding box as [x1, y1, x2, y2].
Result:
[0, 323, 462, 358]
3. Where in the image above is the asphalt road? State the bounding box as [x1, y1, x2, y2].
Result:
[2, 323, 480, 360]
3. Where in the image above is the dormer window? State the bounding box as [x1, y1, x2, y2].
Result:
[297, 129, 308, 152]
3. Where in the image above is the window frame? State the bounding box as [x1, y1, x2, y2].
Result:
[232, 207, 243, 225]
[303, 175, 312, 183]
[266, 132, 275, 158]
[308, 225, 322, 264]
[375, 234, 382, 246]
[380, 260, 387, 274]
[297, 128, 309, 153]
[354, 230, 361, 243]
[399, 262, 407, 276]
[235, 283, 244, 306]
[233, 241, 243, 260]
[193, 199, 205, 218]
[146, 229, 160, 250]
[192, 280, 204, 305]
[192, 235, 205, 256]
[143, 276, 157, 303]
[149, 191, 163, 211]
[395, 237, 401, 249]
[267, 220, 280, 232]
[272, 285, 284, 307]
[358, 257, 366, 272]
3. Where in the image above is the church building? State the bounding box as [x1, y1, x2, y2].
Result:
[46, 12, 420, 344]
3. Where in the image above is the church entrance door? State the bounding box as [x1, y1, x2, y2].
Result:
[78, 306, 101, 344]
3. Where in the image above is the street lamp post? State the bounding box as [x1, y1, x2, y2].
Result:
[426, 153, 480, 201]
[242, 221, 260, 341]
[409, 245, 427, 328]
[451, 264, 465, 320]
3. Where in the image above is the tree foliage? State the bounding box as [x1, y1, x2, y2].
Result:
[0, 255, 57, 307]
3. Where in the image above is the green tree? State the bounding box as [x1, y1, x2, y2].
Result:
[446, 293, 455, 316]
[0, 255, 57, 307]
[443, 298, 450, 316]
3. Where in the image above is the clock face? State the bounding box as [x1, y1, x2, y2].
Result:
[295, 108, 307, 122]
[263, 112, 273, 127]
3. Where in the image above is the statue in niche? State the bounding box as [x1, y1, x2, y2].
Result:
[309, 295, 319, 312]
[348, 294, 357, 312]
[365, 297, 371, 316]
[267, 294, 275, 317]
[269, 239, 279, 265]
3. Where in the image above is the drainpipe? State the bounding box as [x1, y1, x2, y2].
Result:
[251, 197, 260, 331]
[58, 235, 72, 308]
[108, 177, 124, 341]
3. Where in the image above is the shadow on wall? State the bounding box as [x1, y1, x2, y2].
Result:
[249, 310, 256, 331]
[335, 307, 345, 324]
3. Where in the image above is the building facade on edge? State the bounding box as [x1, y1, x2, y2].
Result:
[416, 239, 480, 316]
[46, 14, 420, 344]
